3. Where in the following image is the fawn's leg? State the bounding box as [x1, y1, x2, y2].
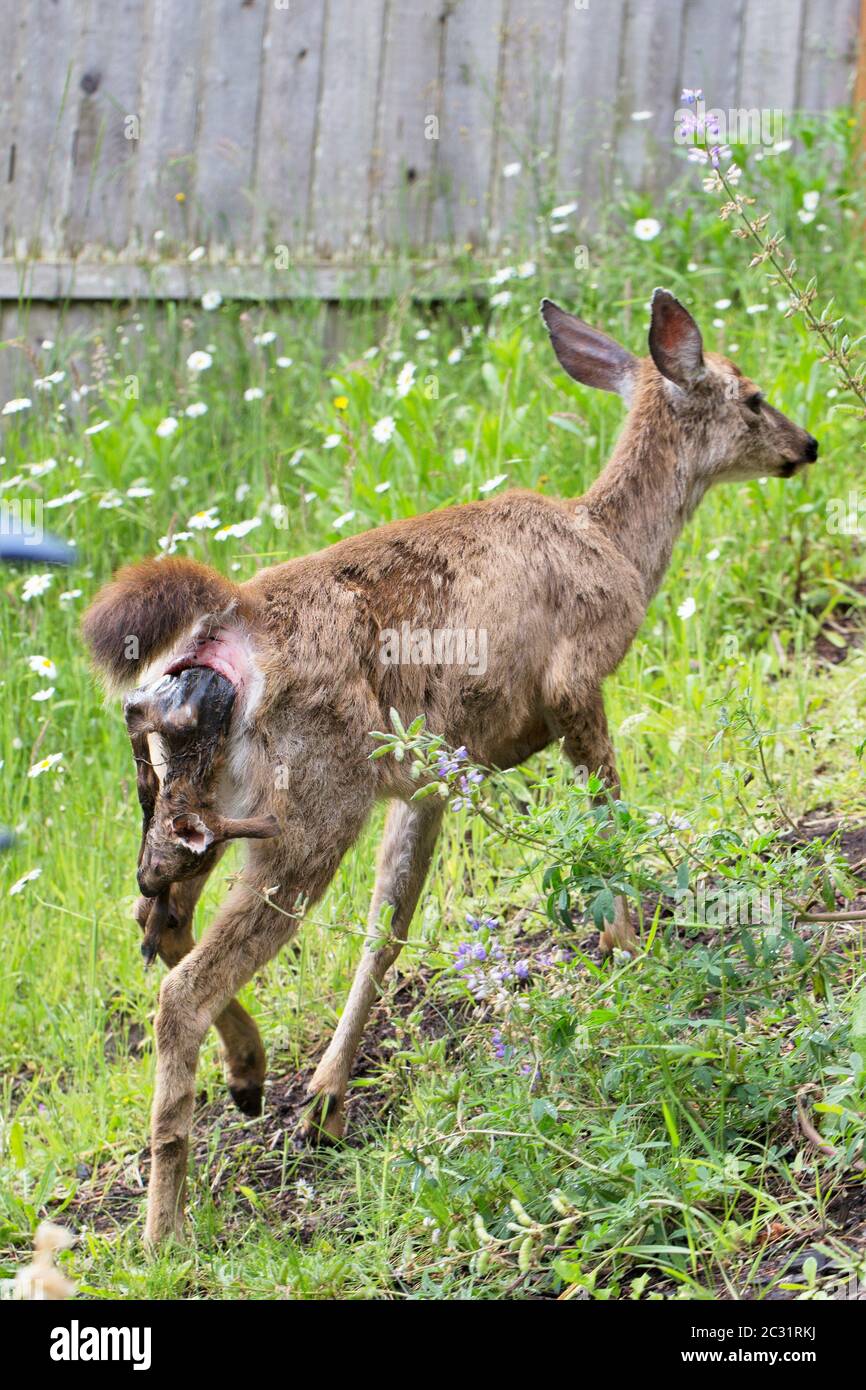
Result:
[144, 850, 303, 1246]
[135, 856, 267, 1116]
[303, 797, 444, 1141]
[559, 693, 638, 955]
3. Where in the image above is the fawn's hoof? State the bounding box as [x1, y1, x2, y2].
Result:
[296, 1091, 345, 1147]
[229, 1083, 264, 1117]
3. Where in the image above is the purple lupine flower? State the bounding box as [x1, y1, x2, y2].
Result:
[471, 942, 487, 962]
[515, 959, 530, 980]
[680, 88, 703, 104]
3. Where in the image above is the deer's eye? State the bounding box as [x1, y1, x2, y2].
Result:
[745, 393, 763, 414]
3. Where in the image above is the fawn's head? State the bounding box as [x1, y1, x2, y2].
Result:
[541, 289, 818, 485]
[124, 667, 276, 897]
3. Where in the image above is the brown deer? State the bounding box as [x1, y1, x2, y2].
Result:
[83, 290, 818, 1245]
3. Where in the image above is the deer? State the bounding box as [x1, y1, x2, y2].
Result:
[82, 290, 818, 1246]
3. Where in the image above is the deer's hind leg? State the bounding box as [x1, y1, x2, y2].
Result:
[303, 796, 444, 1143]
[135, 851, 267, 1117]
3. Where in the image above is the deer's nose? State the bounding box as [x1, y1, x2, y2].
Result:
[804, 434, 819, 462]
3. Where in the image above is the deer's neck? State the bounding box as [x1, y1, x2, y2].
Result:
[580, 404, 704, 599]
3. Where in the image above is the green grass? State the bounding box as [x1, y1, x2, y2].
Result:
[2, 113, 866, 1300]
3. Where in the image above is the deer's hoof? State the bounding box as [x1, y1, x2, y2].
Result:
[229, 1083, 264, 1118]
[296, 1092, 345, 1147]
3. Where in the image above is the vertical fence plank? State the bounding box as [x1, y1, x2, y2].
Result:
[371, 0, 444, 252]
[192, 0, 268, 251]
[738, 0, 807, 111]
[614, 0, 687, 191]
[798, 0, 859, 110]
[308, 0, 387, 258]
[133, 0, 205, 248]
[677, 0, 745, 106]
[556, 0, 626, 217]
[427, 0, 506, 250]
[252, 0, 327, 255]
[64, 0, 149, 254]
[490, 0, 568, 244]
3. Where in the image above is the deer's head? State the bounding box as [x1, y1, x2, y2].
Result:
[124, 667, 277, 898]
[541, 289, 818, 486]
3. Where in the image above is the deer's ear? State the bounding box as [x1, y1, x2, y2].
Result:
[648, 288, 705, 390]
[540, 300, 637, 399]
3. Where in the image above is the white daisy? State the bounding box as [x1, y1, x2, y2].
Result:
[156, 416, 179, 437]
[634, 218, 661, 241]
[83, 420, 110, 435]
[275, 356, 293, 368]
[550, 202, 578, 219]
[28, 752, 63, 778]
[2, 398, 31, 415]
[243, 387, 264, 401]
[27, 656, 56, 679]
[479, 474, 507, 494]
[396, 361, 416, 397]
[490, 290, 512, 308]
[188, 245, 206, 262]
[502, 161, 521, 178]
[332, 510, 356, 530]
[185, 401, 208, 418]
[453, 448, 468, 465]
[9, 867, 41, 896]
[59, 589, 82, 602]
[127, 484, 154, 498]
[187, 350, 213, 373]
[214, 518, 261, 541]
[45, 489, 84, 509]
[677, 596, 697, 620]
[32, 688, 55, 702]
[447, 348, 463, 364]
[187, 506, 220, 530]
[201, 289, 222, 311]
[322, 433, 341, 449]
[22, 573, 53, 601]
[372, 416, 395, 444]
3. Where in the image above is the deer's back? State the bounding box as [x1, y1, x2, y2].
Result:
[241, 490, 645, 767]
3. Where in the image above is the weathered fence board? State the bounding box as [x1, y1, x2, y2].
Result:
[0, 0, 860, 297]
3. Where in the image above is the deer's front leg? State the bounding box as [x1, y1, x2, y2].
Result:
[145, 863, 298, 1246]
[558, 693, 639, 957]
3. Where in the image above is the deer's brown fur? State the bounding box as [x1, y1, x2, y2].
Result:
[82, 290, 818, 1244]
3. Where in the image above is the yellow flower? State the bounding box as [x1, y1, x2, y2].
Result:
[334, 395, 349, 410]
[175, 191, 186, 203]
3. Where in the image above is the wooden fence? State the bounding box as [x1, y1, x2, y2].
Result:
[0, 0, 860, 304]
